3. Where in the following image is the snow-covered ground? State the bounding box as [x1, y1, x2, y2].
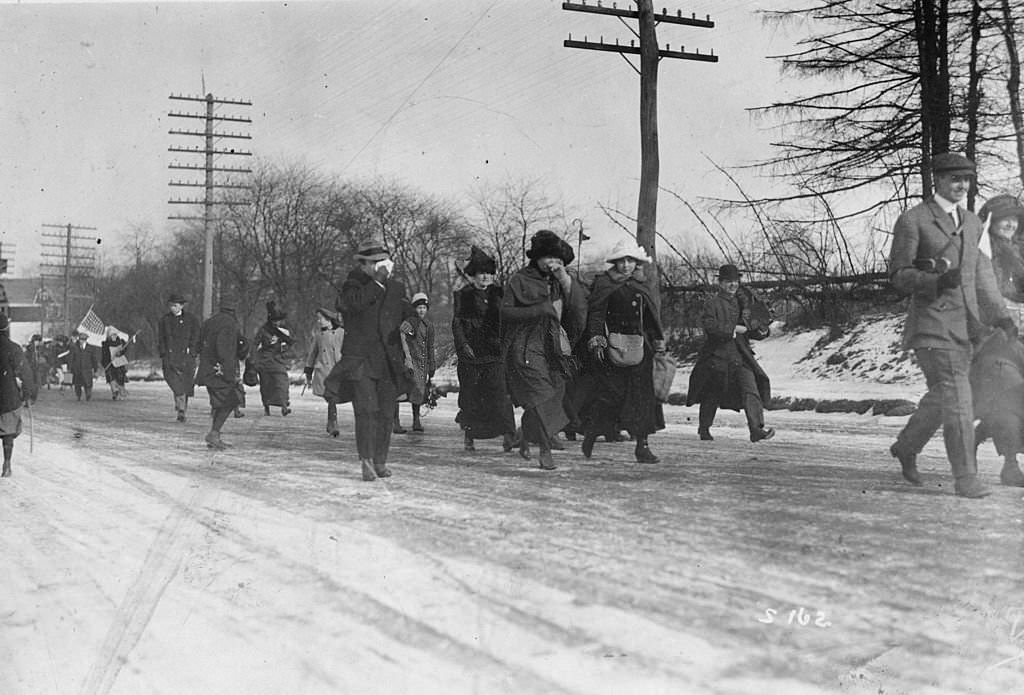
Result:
[4, 313, 1022, 695]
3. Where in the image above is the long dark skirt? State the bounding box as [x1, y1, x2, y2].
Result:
[580, 350, 664, 438]
[521, 383, 569, 444]
[455, 359, 515, 439]
[258, 366, 290, 407]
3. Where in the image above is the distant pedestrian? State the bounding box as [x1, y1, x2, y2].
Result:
[157, 292, 201, 422]
[67, 331, 101, 402]
[686, 264, 774, 444]
[395, 292, 435, 434]
[325, 236, 414, 481]
[579, 242, 666, 463]
[304, 308, 345, 437]
[254, 301, 294, 416]
[0, 314, 37, 478]
[24, 334, 47, 401]
[888, 153, 1014, 498]
[501, 230, 588, 470]
[196, 296, 244, 450]
[101, 326, 130, 400]
[452, 246, 516, 452]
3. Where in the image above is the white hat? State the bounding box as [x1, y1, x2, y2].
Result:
[605, 241, 652, 265]
[411, 292, 429, 307]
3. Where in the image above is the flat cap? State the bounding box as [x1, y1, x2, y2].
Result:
[931, 152, 976, 175]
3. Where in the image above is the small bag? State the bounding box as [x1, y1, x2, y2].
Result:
[652, 352, 677, 402]
[242, 358, 259, 387]
[606, 332, 645, 367]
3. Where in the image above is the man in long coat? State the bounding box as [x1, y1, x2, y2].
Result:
[686, 264, 773, 443]
[157, 292, 201, 422]
[195, 297, 244, 450]
[501, 230, 588, 470]
[888, 152, 1014, 498]
[325, 237, 414, 482]
[67, 331, 100, 401]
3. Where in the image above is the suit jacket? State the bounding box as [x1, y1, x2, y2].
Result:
[157, 310, 201, 370]
[68, 340, 101, 386]
[323, 268, 413, 403]
[890, 197, 1007, 350]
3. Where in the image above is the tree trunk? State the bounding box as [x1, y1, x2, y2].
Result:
[965, 0, 983, 211]
[999, 0, 1024, 189]
[913, 0, 952, 195]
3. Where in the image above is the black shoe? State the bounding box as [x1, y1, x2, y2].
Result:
[581, 432, 597, 459]
[889, 442, 922, 486]
[233, 409, 245, 418]
[176, 411, 186, 423]
[264, 405, 270, 416]
[204, 432, 227, 450]
[464, 433, 475, 452]
[698, 428, 713, 441]
[750, 427, 775, 443]
[393, 424, 408, 434]
[519, 437, 531, 460]
[412, 421, 424, 433]
[327, 419, 339, 437]
[281, 406, 291, 416]
[538, 451, 557, 470]
[635, 444, 660, 463]
[1, 463, 10, 478]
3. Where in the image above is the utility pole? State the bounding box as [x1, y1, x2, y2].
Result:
[168, 92, 253, 319]
[563, 1, 718, 266]
[41, 223, 98, 336]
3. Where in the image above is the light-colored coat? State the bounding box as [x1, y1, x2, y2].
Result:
[305, 326, 345, 397]
[890, 197, 1007, 350]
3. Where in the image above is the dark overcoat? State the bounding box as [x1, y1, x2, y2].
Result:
[157, 310, 201, 397]
[581, 268, 665, 436]
[196, 308, 243, 410]
[68, 340, 101, 387]
[501, 265, 587, 414]
[686, 288, 770, 411]
[324, 268, 413, 404]
[970, 329, 1024, 456]
[453, 283, 515, 438]
[254, 322, 294, 407]
[890, 197, 1007, 349]
[0, 335, 35, 415]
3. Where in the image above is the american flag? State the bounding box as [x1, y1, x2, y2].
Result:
[77, 307, 106, 347]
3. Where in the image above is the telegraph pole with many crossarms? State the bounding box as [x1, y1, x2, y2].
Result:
[168, 93, 253, 319]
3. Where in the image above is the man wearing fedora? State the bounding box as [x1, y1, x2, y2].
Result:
[158, 292, 201, 422]
[326, 237, 414, 481]
[686, 264, 774, 444]
[889, 152, 1015, 498]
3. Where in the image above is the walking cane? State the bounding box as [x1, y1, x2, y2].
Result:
[25, 402, 33, 454]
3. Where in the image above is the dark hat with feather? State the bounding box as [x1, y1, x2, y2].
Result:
[526, 229, 574, 265]
[463, 245, 496, 276]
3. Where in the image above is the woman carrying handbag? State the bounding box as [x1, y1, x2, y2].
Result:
[579, 242, 666, 463]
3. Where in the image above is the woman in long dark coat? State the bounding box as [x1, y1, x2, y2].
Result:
[501, 230, 588, 470]
[580, 242, 665, 463]
[686, 264, 774, 443]
[453, 246, 516, 452]
[254, 301, 294, 416]
[0, 314, 36, 477]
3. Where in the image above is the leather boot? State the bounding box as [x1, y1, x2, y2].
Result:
[698, 428, 713, 441]
[1000, 457, 1024, 487]
[502, 432, 516, 453]
[548, 436, 565, 451]
[889, 442, 922, 486]
[327, 418, 339, 438]
[205, 432, 227, 451]
[517, 428, 531, 460]
[634, 437, 660, 463]
[1, 461, 11, 478]
[954, 475, 992, 498]
[538, 450, 557, 470]
[464, 431, 475, 452]
[581, 432, 598, 459]
[373, 460, 392, 478]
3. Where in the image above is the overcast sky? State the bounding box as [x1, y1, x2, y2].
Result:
[1, 0, 807, 273]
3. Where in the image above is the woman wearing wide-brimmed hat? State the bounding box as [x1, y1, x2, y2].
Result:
[980, 194, 1024, 306]
[453, 246, 517, 452]
[157, 292, 201, 422]
[501, 229, 588, 470]
[305, 307, 345, 436]
[579, 241, 665, 463]
[254, 300, 295, 416]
